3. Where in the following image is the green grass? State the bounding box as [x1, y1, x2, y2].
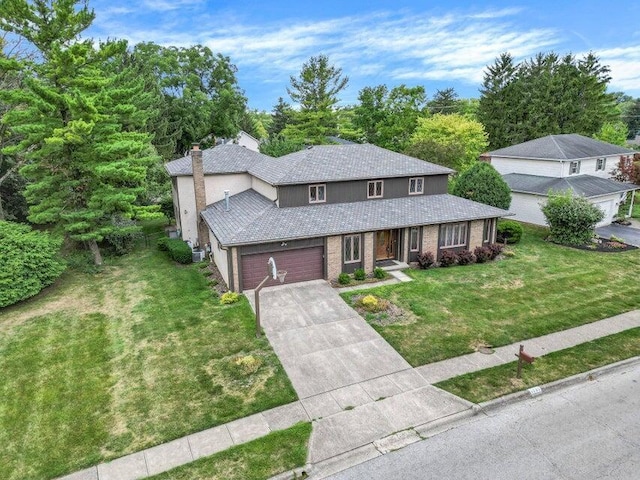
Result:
[342, 224, 640, 366]
[435, 328, 640, 403]
[0, 248, 296, 480]
[148, 422, 312, 480]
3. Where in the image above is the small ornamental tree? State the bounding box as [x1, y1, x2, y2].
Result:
[452, 162, 511, 209]
[0, 221, 66, 307]
[541, 192, 604, 245]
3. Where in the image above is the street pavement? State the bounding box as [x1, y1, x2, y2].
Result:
[326, 362, 640, 480]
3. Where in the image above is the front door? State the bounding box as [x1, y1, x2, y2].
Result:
[376, 230, 397, 260]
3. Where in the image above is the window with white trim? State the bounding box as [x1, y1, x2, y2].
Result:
[439, 223, 468, 248]
[483, 219, 495, 243]
[569, 161, 581, 175]
[596, 158, 606, 171]
[409, 177, 424, 195]
[344, 235, 361, 263]
[367, 180, 384, 198]
[410, 227, 420, 251]
[309, 184, 326, 203]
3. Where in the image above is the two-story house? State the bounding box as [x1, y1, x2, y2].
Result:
[166, 143, 508, 291]
[486, 134, 637, 227]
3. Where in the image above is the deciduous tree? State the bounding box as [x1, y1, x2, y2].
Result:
[452, 162, 511, 209]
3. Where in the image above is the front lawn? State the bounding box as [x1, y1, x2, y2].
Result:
[342, 224, 640, 366]
[436, 327, 640, 403]
[0, 249, 296, 480]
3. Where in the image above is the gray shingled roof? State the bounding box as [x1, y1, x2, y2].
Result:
[248, 144, 454, 185]
[488, 134, 634, 161]
[202, 190, 508, 246]
[503, 173, 637, 198]
[165, 144, 272, 176]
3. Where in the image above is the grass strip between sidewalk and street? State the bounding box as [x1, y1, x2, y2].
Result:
[435, 327, 640, 404]
[148, 422, 312, 480]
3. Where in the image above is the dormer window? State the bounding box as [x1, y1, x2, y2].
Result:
[309, 184, 326, 203]
[596, 158, 606, 171]
[569, 161, 581, 175]
[409, 177, 424, 195]
[368, 180, 384, 198]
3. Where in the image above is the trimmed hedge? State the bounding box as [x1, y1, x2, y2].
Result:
[0, 221, 66, 308]
[497, 220, 523, 244]
[158, 238, 192, 264]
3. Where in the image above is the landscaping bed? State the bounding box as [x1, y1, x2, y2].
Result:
[341, 224, 640, 366]
[0, 248, 296, 480]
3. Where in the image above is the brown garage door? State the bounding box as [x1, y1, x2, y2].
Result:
[241, 246, 324, 290]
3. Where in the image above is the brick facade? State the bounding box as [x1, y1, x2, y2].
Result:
[326, 235, 342, 280]
[421, 224, 439, 255]
[468, 220, 485, 250]
[363, 232, 374, 274]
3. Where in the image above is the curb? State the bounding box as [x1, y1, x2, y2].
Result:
[478, 355, 640, 413]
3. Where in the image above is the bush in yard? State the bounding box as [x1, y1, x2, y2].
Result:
[439, 250, 458, 267]
[0, 221, 66, 308]
[457, 249, 476, 265]
[353, 268, 366, 281]
[417, 251, 435, 269]
[103, 215, 143, 255]
[474, 246, 492, 263]
[487, 243, 504, 260]
[166, 239, 192, 264]
[360, 294, 379, 311]
[157, 236, 169, 251]
[451, 162, 511, 209]
[338, 272, 351, 285]
[541, 192, 604, 245]
[373, 267, 386, 279]
[220, 291, 240, 304]
[496, 220, 523, 244]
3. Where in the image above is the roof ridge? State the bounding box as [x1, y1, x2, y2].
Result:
[549, 135, 568, 160]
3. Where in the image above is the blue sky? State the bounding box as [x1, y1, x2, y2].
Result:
[87, 0, 640, 111]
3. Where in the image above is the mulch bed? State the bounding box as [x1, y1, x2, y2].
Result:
[552, 236, 638, 253]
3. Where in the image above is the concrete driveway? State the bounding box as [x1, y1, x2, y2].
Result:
[596, 223, 640, 246]
[247, 280, 411, 399]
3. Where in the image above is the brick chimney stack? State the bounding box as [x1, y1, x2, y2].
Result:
[191, 143, 209, 248]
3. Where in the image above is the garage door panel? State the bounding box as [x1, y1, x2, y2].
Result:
[241, 247, 324, 290]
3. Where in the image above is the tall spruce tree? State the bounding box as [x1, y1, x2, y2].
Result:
[0, 0, 159, 265]
[479, 52, 616, 149]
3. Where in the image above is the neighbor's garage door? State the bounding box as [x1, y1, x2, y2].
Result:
[593, 199, 614, 227]
[241, 246, 324, 290]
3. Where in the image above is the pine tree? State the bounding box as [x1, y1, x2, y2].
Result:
[0, 0, 159, 265]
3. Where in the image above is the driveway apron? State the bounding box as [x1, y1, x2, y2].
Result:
[247, 280, 411, 399]
[596, 224, 640, 246]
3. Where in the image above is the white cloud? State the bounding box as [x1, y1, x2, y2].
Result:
[597, 46, 640, 93]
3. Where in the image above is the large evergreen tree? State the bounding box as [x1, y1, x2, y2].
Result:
[0, 0, 160, 265]
[479, 52, 617, 149]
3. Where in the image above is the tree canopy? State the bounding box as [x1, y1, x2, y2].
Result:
[479, 52, 617, 149]
[0, 0, 161, 265]
[407, 113, 488, 172]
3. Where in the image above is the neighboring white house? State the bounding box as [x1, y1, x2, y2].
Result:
[217, 130, 260, 152]
[486, 134, 638, 227]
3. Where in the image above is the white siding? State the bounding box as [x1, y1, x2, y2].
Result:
[508, 192, 548, 226]
[176, 176, 197, 244]
[509, 191, 623, 228]
[204, 173, 252, 204]
[251, 176, 277, 201]
[491, 157, 562, 177]
[210, 230, 230, 287]
[236, 132, 260, 152]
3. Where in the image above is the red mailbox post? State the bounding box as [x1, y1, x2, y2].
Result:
[515, 344, 535, 378]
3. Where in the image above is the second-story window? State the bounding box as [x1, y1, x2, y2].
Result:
[569, 161, 581, 175]
[596, 158, 606, 171]
[409, 177, 424, 195]
[309, 184, 326, 203]
[368, 180, 384, 198]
